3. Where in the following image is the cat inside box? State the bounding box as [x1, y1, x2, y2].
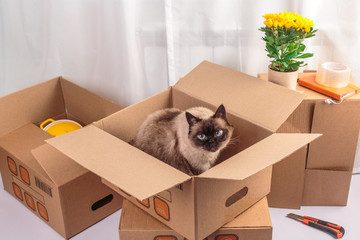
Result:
[131, 104, 237, 176]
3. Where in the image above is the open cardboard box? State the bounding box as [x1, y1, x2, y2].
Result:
[119, 198, 272, 240]
[258, 73, 359, 208]
[46, 62, 320, 240]
[0, 77, 124, 239]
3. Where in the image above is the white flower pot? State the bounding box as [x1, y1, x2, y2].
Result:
[268, 65, 299, 90]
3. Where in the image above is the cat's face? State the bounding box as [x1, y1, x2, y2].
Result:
[186, 104, 233, 152]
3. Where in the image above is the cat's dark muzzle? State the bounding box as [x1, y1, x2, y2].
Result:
[204, 146, 218, 152]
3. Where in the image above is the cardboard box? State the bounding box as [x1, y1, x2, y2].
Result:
[0, 77, 124, 239]
[46, 62, 320, 240]
[119, 198, 272, 240]
[258, 73, 359, 208]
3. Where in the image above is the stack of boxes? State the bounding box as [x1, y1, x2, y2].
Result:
[258, 73, 360, 208]
[1, 62, 322, 239]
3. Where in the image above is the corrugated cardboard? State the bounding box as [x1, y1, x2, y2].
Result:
[119, 198, 272, 240]
[48, 62, 320, 240]
[0, 77, 124, 239]
[258, 73, 360, 208]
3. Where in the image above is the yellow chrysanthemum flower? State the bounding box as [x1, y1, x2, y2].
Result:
[262, 11, 314, 32]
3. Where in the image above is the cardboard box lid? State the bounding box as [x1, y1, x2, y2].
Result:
[31, 144, 88, 186]
[175, 61, 305, 132]
[199, 133, 321, 181]
[0, 76, 122, 139]
[0, 124, 53, 181]
[0, 77, 65, 138]
[46, 125, 320, 200]
[59, 78, 123, 124]
[46, 125, 191, 200]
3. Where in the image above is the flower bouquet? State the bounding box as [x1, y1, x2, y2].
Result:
[259, 11, 317, 72]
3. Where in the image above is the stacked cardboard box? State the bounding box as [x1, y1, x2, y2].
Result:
[258, 73, 359, 208]
[119, 198, 272, 240]
[46, 62, 320, 240]
[0, 77, 124, 239]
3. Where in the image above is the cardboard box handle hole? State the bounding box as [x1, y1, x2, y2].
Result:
[225, 187, 248, 207]
[91, 194, 113, 211]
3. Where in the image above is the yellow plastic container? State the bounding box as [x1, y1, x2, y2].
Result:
[40, 118, 82, 137]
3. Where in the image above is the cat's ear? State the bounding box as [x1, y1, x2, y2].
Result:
[213, 104, 226, 119]
[186, 112, 201, 126]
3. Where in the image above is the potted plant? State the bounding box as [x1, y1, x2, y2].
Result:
[259, 11, 317, 90]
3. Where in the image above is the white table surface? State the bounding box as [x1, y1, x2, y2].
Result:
[0, 172, 359, 240]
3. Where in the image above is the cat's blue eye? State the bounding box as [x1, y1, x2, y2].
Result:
[215, 129, 223, 137]
[197, 133, 206, 141]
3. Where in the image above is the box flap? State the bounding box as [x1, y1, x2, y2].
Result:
[0, 77, 65, 138]
[308, 101, 360, 170]
[199, 133, 321, 181]
[60, 78, 123, 124]
[175, 61, 305, 131]
[31, 144, 88, 186]
[46, 125, 191, 200]
[0, 123, 53, 182]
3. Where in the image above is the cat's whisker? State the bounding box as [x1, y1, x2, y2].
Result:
[229, 135, 241, 144]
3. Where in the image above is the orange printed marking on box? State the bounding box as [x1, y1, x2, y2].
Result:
[154, 236, 177, 240]
[185, 238, 208, 240]
[215, 235, 238, 240]
[12, 183, 23, 201]
[19, 166, 30, 185]
[7, 157, 18, 175]
[37, 202, 49, 221]
[24, 192, 36, 211]
[154, 196, 170, 221]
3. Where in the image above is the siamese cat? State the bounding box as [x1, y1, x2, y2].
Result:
[132, 104, 234, 175]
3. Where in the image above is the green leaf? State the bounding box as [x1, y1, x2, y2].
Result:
[296, 53, 314, 59]
[288, 62, 301, 71]
[266, 43, 277, 54]
[265, 36, 274, 43]
[288, 43, 296, 51]
[298, 43, 305, 52]
[284, 51, 298, 62]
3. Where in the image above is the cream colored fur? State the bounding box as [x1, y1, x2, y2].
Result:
[175, 107, 223, 172]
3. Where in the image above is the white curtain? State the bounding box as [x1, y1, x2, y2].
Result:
[1, 0, 360, 171]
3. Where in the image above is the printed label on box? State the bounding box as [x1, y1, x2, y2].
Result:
[12, 182, 23, 201]
[35, 177, 53, 197]
[24, 192, 36, 211]
[154, 196, 170, 221]
[37, 202, 49, 221]
[7, 157, 18, 175]
[19, 166, 30, 185]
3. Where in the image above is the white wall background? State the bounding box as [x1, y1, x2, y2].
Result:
[1, 0, 360, 171]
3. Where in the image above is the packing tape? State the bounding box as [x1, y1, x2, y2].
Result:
[316, 62, 351, 88]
